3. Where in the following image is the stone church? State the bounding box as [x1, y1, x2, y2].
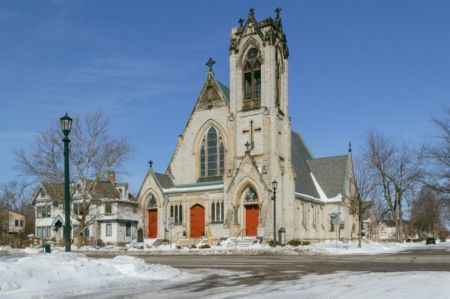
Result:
[136, 8, 358, 243]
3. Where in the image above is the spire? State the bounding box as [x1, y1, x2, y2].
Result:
[206, 57, 216, 73]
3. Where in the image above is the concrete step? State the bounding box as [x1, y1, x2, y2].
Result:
[222, 238, 257, 249]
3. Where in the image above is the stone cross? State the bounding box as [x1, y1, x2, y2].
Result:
[242, 120, 260, 150]
[148, 160, 153, 168]
[206, 57, 216, 73]
[275, 7, 282, 19]
[238, 18, 244, 28]
[249, 7, 255, 17]
[244, 141, 252, 153]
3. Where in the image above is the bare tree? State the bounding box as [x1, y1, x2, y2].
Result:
[352, 158, 377, 247]
[0, 180, 32, 212]
[16, 111, 132, 245]
[410, 187, 445, 238]
[0, 180, 34, 238]
[363, 129, 422, 241]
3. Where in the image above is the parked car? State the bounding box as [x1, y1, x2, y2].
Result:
[439, 238, 446, 243]
[426, 237, 436, 245]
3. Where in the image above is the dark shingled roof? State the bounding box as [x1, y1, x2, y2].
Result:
[291, 131, 319, 198]
[41, 182, 64, 204]
[291, 131, 349, 199]
[216, 81, 230, 104]
[154, 172, 174, 189]
[85, 180, 121, 200]
[306, 155, 348, 198]
[40, 180, 121, 204]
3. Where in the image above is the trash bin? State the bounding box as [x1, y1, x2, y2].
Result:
[278, 227, 286, 246]
[137, 228, 144, 242]
[43, 244, 51, 253]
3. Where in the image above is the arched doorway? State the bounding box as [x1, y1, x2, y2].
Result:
[243, 186, 259, 237]
[190, 204, 205, 238]
[147, 194, 158, 238]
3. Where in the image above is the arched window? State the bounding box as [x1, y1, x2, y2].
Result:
[243, 48, 262, 110]
[200, 127, 225, 179]
[147, 194, 157, 208]
[244, 187, 258, 203]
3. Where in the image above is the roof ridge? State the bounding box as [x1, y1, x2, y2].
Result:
[308, 154, 348, 161]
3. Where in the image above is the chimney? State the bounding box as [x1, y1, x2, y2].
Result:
[107, 171, 116, 185]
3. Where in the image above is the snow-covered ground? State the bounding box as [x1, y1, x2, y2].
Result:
[204, 271, 450, 299]
[2, 239, 449, 257]
[0, 251, 188, 299]
[74, 239, 450, 255]
[1, 242, 449, 299]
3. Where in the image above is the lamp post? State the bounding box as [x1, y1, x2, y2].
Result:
[271, 180, 278, 245]
[60, 113, 72, 252]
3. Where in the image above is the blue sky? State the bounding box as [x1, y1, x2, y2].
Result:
[0, 1, 449, 193]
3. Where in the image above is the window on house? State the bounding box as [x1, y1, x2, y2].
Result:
[312, 204, 317, 229]
[126, 223, 131, 237]
[199, 127, 225, 179]
[19, 220, 24, 227]
[211, 201, 224, 223]
[37, 226, 51, 238]
[242, 48, 262, 110]
[105, 203, 112, 215]
[170, 204, 183, 224]
[106, 223, 112, 236]
[84, 227, 90, 237]
[15, 220, 19, 227]
[301, 203, 307, 228]
[37, 206, 51, 218]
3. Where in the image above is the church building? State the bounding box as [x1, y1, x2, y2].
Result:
[136, 8, 358, 244]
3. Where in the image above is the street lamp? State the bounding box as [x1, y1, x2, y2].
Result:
[271, 180, 278, 245]
[60, 113, 72, 252]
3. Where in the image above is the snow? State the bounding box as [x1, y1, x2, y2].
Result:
[0, 252, 186, 299]
[163, 183, 223, 193]
[218, 271, 450, 299]
[79, 238, 450, 256]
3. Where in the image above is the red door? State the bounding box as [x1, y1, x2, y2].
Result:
[148, 209, 157, 238]
[245, 205, 259, 237]
[190, 204, 205, 238]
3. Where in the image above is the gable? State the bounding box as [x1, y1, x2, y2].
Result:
[195, 73, 229, 111]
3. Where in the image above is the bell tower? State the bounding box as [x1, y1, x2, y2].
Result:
[228, 7, 291, 176]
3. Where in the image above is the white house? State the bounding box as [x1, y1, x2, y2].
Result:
[32, 172, 139, 245]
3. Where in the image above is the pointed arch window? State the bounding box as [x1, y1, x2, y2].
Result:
[200, 127, 225, 179]
[147, 194, 157, 208]
[243, 48, 262, 110]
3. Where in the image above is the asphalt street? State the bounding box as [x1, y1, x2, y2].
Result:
[79, 247, 450, 298]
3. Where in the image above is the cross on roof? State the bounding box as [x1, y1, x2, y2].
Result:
[238, 18, 244, 28]
[148, 160, 153, 168]
[206, 57, 216, 73]
[249, 7, 255, 17]
[275, 7, 282, 19]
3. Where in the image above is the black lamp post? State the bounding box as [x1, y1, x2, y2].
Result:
[60, 113, 72, 252]
[271, 180, 278, 245]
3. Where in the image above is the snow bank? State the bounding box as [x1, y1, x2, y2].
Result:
[0, 252, 184, 299]
[85, 239, 450, 256]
